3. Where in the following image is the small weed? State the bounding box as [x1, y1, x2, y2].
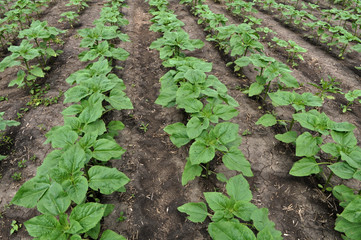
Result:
[10, 220, 21, 235]
[11, 172, 22, 181]
[17, 159, 27, 168]
[30, 154, 37, 162]
[139, 123, 149, 133]
[242, 129, 252, 136]
[0, 96, 8, 102]
[117, 211, 126, 222]
[37, 124, 47, 131]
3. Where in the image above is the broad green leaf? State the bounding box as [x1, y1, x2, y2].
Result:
[69, 203, 105, 234]
[46, 126, 78, 149]
[226, 174, 253, 202]
[251, 208, 275, 231]
[335, 217, 361, 240]
[204, 192, 229, 212]
[213, 105, 238, 120]
[89, 166, 130, 194]
[164, 122, 190, 147]
[321, 143, 341, 157]
[107, 88, 133, 110]
[92, 139, 125, 161]
[233, 201, 257, 221]
[62, 176, 88, 204]
[248, 82, 264, 96]
[289, 157, 321, 176]
[110, 47, 129, 61]
[178, 98, 203, 113]
[62, 105, 83, 116]
[208, 221, 256, 240]
[30, 66, 45, 77]
[256, 114, 277, 127]
[331, 131, 357, 148]
[86, 222, 100, 239]
[83, 119, 107, 136]
[257, 226, 283, 240]
[182, 159, 202, 186]
[24, 214, 61, 238]
[328, 162, 355, 179]
[341, 148, 361, 169]
[100, 230, 127, 240]
[222, 148, 253, 177]
[60, 144, 86, 174]
[189, 141, 215, 164]
[78, 101, 104, 124]
[340, 198, 361, 223]
[64, 86, 92, 103]
[275, 131, 297, 143]
[212, 122, 239, 145]
[37, 150, 62, 176]
[184, 69, 206, 84]
[37, 182, 71, 216]
[9, 70, 26, 87]
[295, 132, 322, 157]
[177, 202, 208, 223]
[333, 185, 358, 208]
[186, 117, 205, 139]
[11, 176, 51, 208]
[293, 110, 330, 135]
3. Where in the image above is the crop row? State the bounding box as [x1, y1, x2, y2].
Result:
[181, 0, 361, 238]
[6, 0, 132, 239]
[148, 0, 283, 239]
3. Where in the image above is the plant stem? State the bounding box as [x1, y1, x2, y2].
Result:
[322, 171, 334, 192]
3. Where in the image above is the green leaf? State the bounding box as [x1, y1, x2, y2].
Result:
[92, 139, 125, 161]
[189, 141, 215, 164]
[341, 148, 361, 169]
[46, 126, 78, 149]
[61, 144, 86, 174]
[89, 166, 130, 194]
[62, 105, 83, 116]
[295, 132, 322, 157]
[62, 176, 88, 205]
[257, 226, 283, 240]
[248, 82, 264, 96]
[69, 203, 105, 234]
[86, 222, 100, 239]
[226, 174, 252, 201]
[204, 192, 229, 212]
[335, 217, 361, 240]
[11, 176, 51, 208]
[256, 114, 277, 127]
[213, 105, 238, 120]
[222, 148, 253, 177]
[37, 182, 71, 216]
[64, 86, 92, 103]
[9, 70, 26, 87]
[24, 214, 61, 238]
[182, 159, 202, 186]
[107, 88, 133, 110]
[30, 66, 45, 77]
[212, 122, 239, 145]
[186, 117, 205, 139]
[340, 198, 361, 223]
[184, 69, 206, 84]
[177, 202, 208, 223]
[275, 131, 297, 143]
[289, 157, 321, 176]
[333, 185, 358, 208]
[208, 220, 256, 240]
[328, 162, 356, 179]
[233, 201, 257, 221]
[164, 122, 190, 147]
[100, 230, 127, 240]
[251, 208, 275, 231]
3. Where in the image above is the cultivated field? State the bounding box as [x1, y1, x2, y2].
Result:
[0, 0, 361, 239]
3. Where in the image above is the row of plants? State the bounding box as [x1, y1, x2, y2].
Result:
[8, 0, 132, 239]
[148, 0, 283, 239]
[252, 0, 361, 59]
[221, 0, 361, 109]
[0, 0, 53, 50]
[181, 0, 361, 238]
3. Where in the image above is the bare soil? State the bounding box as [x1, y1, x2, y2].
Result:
[0, 0, 360, 239]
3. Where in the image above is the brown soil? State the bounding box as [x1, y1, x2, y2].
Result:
[0, 0, 360, 239]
